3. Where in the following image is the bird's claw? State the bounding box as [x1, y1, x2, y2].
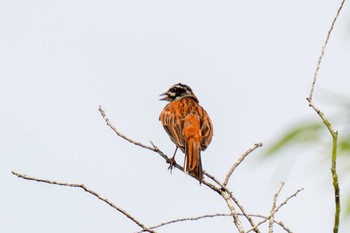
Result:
[167, 156, 176, 173]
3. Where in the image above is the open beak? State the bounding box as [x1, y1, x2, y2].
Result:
[159, 92, 169, 101]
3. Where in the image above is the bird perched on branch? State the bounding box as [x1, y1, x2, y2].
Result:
[159, 83, 213, 182]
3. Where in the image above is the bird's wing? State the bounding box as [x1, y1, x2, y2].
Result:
[200, 108, 213, 150]
[159, 104, 185, 150]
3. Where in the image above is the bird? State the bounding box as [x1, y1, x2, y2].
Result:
[159, 83, 213, 182]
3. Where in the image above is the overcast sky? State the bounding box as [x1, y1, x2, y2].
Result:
[1, 1, 350, 232]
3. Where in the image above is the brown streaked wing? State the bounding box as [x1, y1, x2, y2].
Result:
[159, 105, 185, 150]
[200, 108, 213, 150]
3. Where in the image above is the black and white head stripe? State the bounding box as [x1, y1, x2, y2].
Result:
[160, 83, 197, 102]
[168, 83, 194, 97]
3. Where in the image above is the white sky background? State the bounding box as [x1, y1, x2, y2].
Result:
[1, 1, 350, 232]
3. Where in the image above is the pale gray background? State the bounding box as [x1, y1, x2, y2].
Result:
[1, 1, 350, 232]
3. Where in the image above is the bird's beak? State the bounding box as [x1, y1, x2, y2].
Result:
[159, 92, 169, 101]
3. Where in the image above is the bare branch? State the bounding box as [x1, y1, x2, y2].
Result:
[203, 171, 246, 231]
[222, 191, 245, 233]
[12, 106, 298, 233]
[99, 105, 247, 231]
[99, 105, 226, 198]
[150, 141, 184, 171]
[224, 142, 263, 186]
[12, 171, 156, 233]
[138, 213, 291, 233]
[308, 0, 346, 101]
[97, 106, 298, 232]
[98, 105, 156, 152]
[306, 100, 337, 141]
[248, 214, 292, 233]
[204, 171, 260, 233]
[229, 191, 260, 233]
[203, 170, 224, 187]
[201, 179, 222, 195]
[306, 98, 340, 232]
[306, 1, 345, 231]
[99, 106, 183, 171]
[139, 213, 232, 233]
[275, 188, 304, 213]
[274, 219, 293, 233]
[269, 182, 285, 233]
[247, 187, 304, 233]
[146, 213, 232, 231]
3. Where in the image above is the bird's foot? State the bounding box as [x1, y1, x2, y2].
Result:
[167, 156, 176, 173]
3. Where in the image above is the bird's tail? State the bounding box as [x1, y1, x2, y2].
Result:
[184, 138, 203, 182]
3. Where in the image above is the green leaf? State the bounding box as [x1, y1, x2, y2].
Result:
[265, 122, 325, 156]
[338, 137, 350, 155]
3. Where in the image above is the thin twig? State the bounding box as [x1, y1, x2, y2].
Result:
[204, 170, 260, 233]
[151, 142, 223, 192]
[222, 191, 245, 233]
[308, 0, 346, 101]
[144, 213, 233, 231]
[150, 141, 184, 171]
[12, 171, 156, 233]
[203, 170, 224, 187]
[99, 105, 224, 196]
[138, 213, 291, 233]
[98, 105, 293, 233]
[99, 106, 182, 170]
[229, 191, 260, 233]
[201, 179, 222, 195]
[275, 188, 304, 213]
[224, 142, 263, 186]
[202, 171, 245, 231]
[99, 106, 230, 195]
[98, 105, 156, 151]
[247, 187, 304, 233]
[99, 105, 244, 230]
[274, 219, 293, 233]
[248, 214, 291, 233]
[307, 99, 340, 233]
[269, 182, 285, 233]
[306, 1, 344, 231]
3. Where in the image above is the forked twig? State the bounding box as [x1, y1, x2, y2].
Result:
[306, 99, 340, 232]
[247, 187, 304, 233]
[224, 142, 263, 186]
[97, 105, 302, 232]
[306, 1, 345, 232]
[12, 106, 300, 233]
[222, 191, 244, 233]
[269, 182, 285, 233]
[12, 171, 156, 233]
[99, 105, 258, 232]
[204, 171, 260, 233]
[98, 105, 181, 170]
[98, 105, 156, 151]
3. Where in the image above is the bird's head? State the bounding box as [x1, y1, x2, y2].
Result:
[159, 83, 198, 102]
